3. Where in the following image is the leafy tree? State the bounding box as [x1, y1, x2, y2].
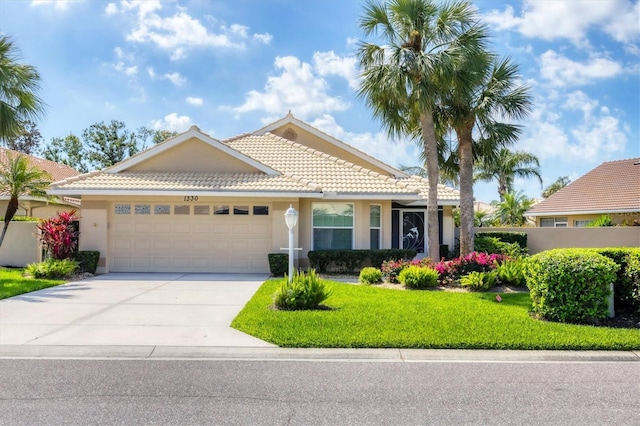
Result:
[542, 176, 570, 198]
[491, 191, 534, 227]
[357, 0, 486, 262]
[475, 148, 541, 202]
[0, 153, 51, 248]
[0, 36, 46, 143]
[41, 134, 88, 172]
[5, 120, 42, 154]
[137, 126, 178, 147]
[440, 55, 532, 256]
[84, 120, 140, 170]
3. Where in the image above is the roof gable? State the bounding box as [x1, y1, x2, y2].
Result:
[107, 126, 278, 175]
[527, 158, 640, 216]
[255, 112, 408, 178]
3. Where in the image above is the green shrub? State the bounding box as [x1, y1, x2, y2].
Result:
[308, 249, 417, 273]
[474, 236, 523, 257]
[25, 258, 79, 279]
[359, 267, 382, 285]
[525, 249, 618, 324]
[72, 251, 99, 273]
[268, 253, 288, 276]
[586, 214, 614, 227]
[590, 248, 640, 313]
[476, 231, 527, 250]
[398, 266, 439, 289]
[272, 269, 332, 310]
[460, 270, 497, 291]
[495, 258, 526, 287]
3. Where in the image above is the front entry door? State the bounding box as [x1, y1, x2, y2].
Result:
[399, 210, 427, 255]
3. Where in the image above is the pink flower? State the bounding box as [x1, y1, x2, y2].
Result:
[496, 295, 502, 302]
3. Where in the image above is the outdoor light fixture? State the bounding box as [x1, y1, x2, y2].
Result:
[284, 205, 298, 282]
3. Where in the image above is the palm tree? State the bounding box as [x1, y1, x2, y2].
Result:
[357, 0, 486, 262]
[0, 153, 51, 248]
[439, 55, 532, 256]
[0, 36, 46, 143]
[542, 176, 570, 198]
[475, 148, 541, 202]
[491, 191, 534, 226]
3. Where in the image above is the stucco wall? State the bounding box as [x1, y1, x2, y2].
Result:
[534, 213, 640, 227]
[0, 222, 39, 267]
[477, 227, 640, 254]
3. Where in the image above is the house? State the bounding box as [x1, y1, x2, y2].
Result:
[48, 113, 460, 274]
[526, 158, 640, 227]
[0, 148, 80, 219]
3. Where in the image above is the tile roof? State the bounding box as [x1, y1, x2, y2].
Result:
[1, 148, 79, 197]
[50, 127, 461, 202]
[526, 158, 640, 216]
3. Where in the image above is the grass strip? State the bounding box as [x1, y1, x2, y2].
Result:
[0, 268, 66, 299]
[232, 279, 640, 350]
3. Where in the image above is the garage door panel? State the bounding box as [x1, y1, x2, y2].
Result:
[110, 203, 272, 273]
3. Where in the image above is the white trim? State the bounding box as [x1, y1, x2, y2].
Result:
[106, 126, 279, 175]
[255, 113, 408, 179]
[527, 208, 640, 217]
[370, 203, 382, 250]
[47, 189, 322, 198]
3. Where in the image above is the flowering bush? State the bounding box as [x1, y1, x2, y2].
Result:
[37, 210, 79, 260]
[381, 257, 432, 283]
[435, 252, 506, 286]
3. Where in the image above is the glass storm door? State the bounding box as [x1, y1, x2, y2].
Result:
[401, 211, 426, 254]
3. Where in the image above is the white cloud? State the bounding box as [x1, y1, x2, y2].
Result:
[105, 2, 118, 15]
[233, 55, 349, 118]
[163, 72, 185, 86]
[110, 1, 271, 59]
[114, 62, 138, 76]
[562, 90, 598, 120]
[186, 96, 203, 106]
[146, 67, 156, 78]
[312, 51, 359, 89]
[150, 113, 193, 132]
[539, 50, 623, 86]
[31, 0, 73, 10]
[568, 115, 627, 161]
[484, 0, 639, 46]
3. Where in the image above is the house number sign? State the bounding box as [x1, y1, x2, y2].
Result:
[183, 196, 199, 201]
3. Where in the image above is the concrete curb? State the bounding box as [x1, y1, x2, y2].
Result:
[1, 345, 639, 362]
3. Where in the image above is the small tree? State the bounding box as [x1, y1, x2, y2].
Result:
[37, 210, 79, 259]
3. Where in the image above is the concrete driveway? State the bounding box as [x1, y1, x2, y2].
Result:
[0, 273, 275, 348]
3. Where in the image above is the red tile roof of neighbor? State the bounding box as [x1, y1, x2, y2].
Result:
[0, 148, 79, 196]
[526, 158, 640, 216]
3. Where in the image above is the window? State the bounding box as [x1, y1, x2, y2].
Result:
[312, 203, 354, 250]
[574, 220, 592, 227]
[115, 204, 130, 215]
[174, 205, 190, 215]
[540, 217, 568, 228]
[233, 206, 249, 215]
[194, 205, 210, 215]
[154, 205, 170, 215]
[370, 204, 381, 250]
[253, 206, 269, 215]
[135, 204, 150, 215]
[214, 205, 229, 215]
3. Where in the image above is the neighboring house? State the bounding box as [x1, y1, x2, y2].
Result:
[48, 113, 460, 273]
[0, 148, 80, 219]
[526, 158, 640, 227]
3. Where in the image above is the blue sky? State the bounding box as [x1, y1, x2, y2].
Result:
[2, 0, 638, 203]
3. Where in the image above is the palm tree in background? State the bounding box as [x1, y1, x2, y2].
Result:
[0, 36, 46, 143]
[0, 153, 51, 248]
[357, 0, 486, 262]
[491, 190, 534, 226]
[475, 148, 542, 202]
[438, 55, 532, 256]
[542, 176, 570, 198]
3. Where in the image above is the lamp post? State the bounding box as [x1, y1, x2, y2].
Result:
[284, 205, 298, 282]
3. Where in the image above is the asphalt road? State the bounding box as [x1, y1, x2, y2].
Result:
[1, 359, 639, 425]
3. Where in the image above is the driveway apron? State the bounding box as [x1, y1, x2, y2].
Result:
[0, 273, 275, 347]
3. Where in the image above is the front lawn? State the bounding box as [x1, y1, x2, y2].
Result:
[232, 280, 640, 350]
[0, 268, 66, 299]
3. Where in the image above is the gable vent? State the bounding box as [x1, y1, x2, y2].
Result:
[283, 128, 298, 141]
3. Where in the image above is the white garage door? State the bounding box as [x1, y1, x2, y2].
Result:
[109, 203, 271, 273]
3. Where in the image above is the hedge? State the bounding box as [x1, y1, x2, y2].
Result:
[308, 249, 417, 273]
[525, 248, 618, 324]
[72, 250, 100, 274]
[475, 231, 527, 250]
[587, 248, 640, 313]
[268, 253, 288, 276]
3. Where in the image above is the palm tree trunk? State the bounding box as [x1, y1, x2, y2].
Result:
[420, 112, 440, 263]
[0, 196, 19, 249]
[457, 122, 475, 257]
